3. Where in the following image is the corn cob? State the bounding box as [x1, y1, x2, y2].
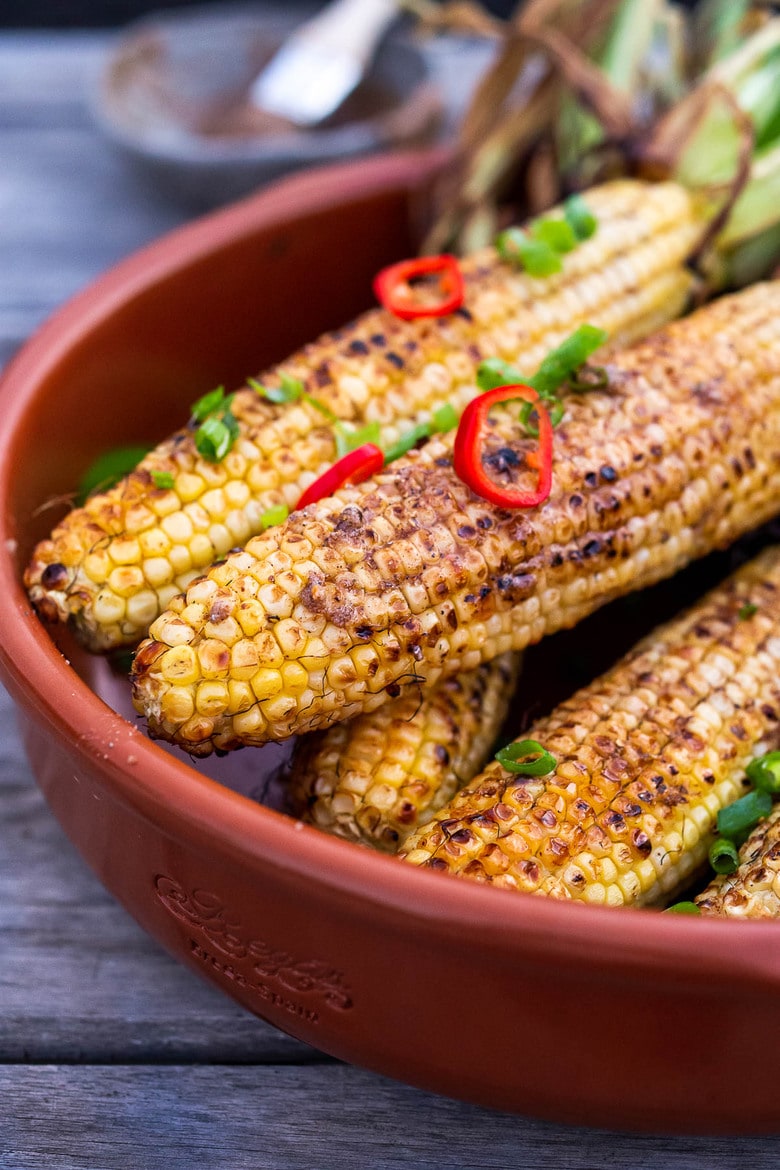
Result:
[696, 805, 780, 918]
[131, 281, 780, 755]
[400, 548, 780, 907]
[288, 652, 519, 851]
[26, 180, 699, 652]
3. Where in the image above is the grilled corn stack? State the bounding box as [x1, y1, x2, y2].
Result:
[696, 806, 780, 917]
[400, 548, 780, 907]
[289, 652, 519, 850]
[131, 282, 780, 754]
[27, 180, 698, 651]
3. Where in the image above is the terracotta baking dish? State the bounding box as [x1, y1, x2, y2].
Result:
[2, 149, 780, 1136]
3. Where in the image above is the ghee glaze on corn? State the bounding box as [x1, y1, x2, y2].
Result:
[131, 282, 780, 754]
[26, 180, 698, 651]
[400, 548, 780, 908]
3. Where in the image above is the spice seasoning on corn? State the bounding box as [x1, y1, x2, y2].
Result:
[289, 652, 520, 851]
[131, 281, 780, 754]
[25, 179, 700, 652]
[400, 547, 780, 908]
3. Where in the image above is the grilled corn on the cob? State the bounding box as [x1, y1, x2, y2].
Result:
[696, 805, 780, 917]
[289, 652, 519, 850]
[27, 180, 699, 651]
[131, 282, 780, 754]
[400, 548, 780, 907]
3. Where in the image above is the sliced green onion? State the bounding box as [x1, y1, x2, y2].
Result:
[709, 837, 740, 874]
[195, 413, 238, 462]
[526, 324, 608, 399]
[150, 470, 175, 490]
[519, 397, 565, 436]
[531, 216, 578, 253]
[476, 357, 524, 394]
[248, 373, 304, 405]
[335, 420, 382, 458]
[260, 503, 289, 530]
[717, 788, 772, 839]
[303, 392, 339, 424]
[746, 750, 780, 794]
[190, 385, 226, 423]
[564, 194, 598, 241]
[663, 901, 702, 915]
[383, 421, 431, 465]
[432, 402, 459, 433]
[495, 738, 556, 776]
[567, 365, 609, 393]
[77, 443, 153, 503]
[738, 602, 758, 620]
[495, 228, 562, 276]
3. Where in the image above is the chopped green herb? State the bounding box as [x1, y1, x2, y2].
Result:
[495, 738, 556, 776]
[248, 373, 304, 405]
[567, 365, 609, 393]
[564, 194, 598, 241]
[260, 503, 289, 530]
[717, 788, 772, 840]
[738, 602, 758, 620]
[190, 385, 226, 423]
[77, 444, 153, 504]
[518, 396, 565, 437]
[303, 392, 339, 424]
[663, 901, 701, 915]
[496, 227, 563, 276]
[476, 357, 524, 394]
[709, 837, 740, 874]
[531, 216, 578, 253]
[334, 420, 382, 458]
[195, 412, 239, 463]
[746, 750, 780, 794]
[150, 470, 175, 490]
[432, 402, 459, 433]
[526, 324, 608, 399]
[383, 403, 460, 466]
[383, 421, 431, 465]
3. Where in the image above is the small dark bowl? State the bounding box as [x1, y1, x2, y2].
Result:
[93, 4, 442, 208]
[2, 149, 780, 1135]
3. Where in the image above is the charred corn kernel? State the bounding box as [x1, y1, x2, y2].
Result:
[132, 283, 780, 754]
[27, 180, 701, 651]
[400, 548, 780, 906]
[289, 653, 520, 851]
[696, 805, 780, 918]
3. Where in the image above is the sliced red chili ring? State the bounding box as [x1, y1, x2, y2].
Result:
[296, 442, 385, 510]
[373, 254, 465, 320]
[453, 384, 553, 509]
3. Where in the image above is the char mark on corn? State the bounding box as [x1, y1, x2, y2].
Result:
[26, 180, 698, 652]
[289, 652, 520, 851]
[400, 548, 780, 908]
[130, 282, 780, 755]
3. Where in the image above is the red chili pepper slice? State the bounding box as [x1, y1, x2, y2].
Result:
[453, 384, 553, 509]
[373, 254, 464, 320]
[297, 443, 385, 510]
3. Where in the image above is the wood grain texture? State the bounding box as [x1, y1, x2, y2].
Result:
[3, 26, 780, 1168]
[6, 1065, 780, 1170]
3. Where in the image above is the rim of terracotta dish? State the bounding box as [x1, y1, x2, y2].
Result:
[1, 149, 779, 996]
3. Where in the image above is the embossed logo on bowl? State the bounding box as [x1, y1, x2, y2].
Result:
[154, 874, 353, 1017]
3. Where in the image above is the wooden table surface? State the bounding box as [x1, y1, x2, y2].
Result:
[3, 27, 780, 1169]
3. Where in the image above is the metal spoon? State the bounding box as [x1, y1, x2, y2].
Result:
[249, 0, 399, 127]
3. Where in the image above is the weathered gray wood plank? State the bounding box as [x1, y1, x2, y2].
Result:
[0, 680, 320, 1064]
[5, 1064, 780, 1170]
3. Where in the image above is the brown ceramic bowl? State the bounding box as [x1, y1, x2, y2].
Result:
[2, 149, 780, 1136]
